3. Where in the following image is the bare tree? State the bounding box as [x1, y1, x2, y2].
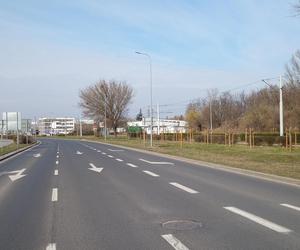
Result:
[293, 1, 300, 16]
[79, 80, 133, 136]
[285, 50, 300, 86]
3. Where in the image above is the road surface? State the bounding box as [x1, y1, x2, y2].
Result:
[0, 138, 299, 250]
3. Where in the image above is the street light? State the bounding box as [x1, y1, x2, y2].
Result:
[262, 75, 284, 136]
[135, 51, 153, 147]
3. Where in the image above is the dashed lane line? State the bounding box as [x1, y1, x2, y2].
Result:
[55, 160, 59, 165]
[224, 206, 292, 234]
[143, 170, 160, 177]
[169, 182, 199, 194]
[54, 170, 58, 176]
[126, 163, 138, 168]
[51, 188, 58, 202]
[280, 203, 300, 212]
[107, 155, 114, 158]
[116, 158, 123, 162]
[161, 234, 189, 250]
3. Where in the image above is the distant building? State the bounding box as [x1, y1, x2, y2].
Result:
[128, 118, 188, 134]
[38, 117, 75, 135]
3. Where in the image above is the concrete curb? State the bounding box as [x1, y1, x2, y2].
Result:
[0, 141, 40, 162]
[82, 139, 300, 188]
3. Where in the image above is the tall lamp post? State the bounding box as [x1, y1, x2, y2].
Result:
[262, 75, 284, 136]
[135, 51, 153, 147]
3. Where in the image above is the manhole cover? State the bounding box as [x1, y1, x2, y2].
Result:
[162, 220, 202, 230]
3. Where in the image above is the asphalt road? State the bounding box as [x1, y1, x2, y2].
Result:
[0, 138, 299, 250]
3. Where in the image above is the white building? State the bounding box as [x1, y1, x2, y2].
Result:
[38, 117, 75, 135]
[127, 118, 188, 134]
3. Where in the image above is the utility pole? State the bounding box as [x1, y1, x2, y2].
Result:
[279, 75, 284, 137]
[157, 103, 160, 135]
[104, 96, 107, 141]
[209, 101, 213, 131]
[79, 117, 82, 137]
[16, 112, 19, 149]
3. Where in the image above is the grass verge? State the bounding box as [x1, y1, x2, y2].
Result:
[0, 143, 28, 156]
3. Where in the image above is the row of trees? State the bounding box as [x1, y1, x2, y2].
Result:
[185, 50, 300, 132]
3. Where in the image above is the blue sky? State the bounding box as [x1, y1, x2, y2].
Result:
[0, 0, 299, 118]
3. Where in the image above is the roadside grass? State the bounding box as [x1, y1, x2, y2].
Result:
[0, 143, 28, 156]
[47, 135, 300, 180]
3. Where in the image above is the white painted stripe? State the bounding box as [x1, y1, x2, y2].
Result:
[102, 152, 106, 155]
[89, 163, 97, 168]
[139, 158, 174, 165]
[143, 170, 159, 177]
[46, 243, 56, 250]
[108, 149, 124, 152]
[281, 203, 300, 212]
[169, 182, 198, 194]
[57, 151, 59, 154]
[126, 163, 138, 168]
[56, 155, 59, 158]
[55, 160, 59, 165]
[93, 148, 97, 151]
[51, 188, 58, 202]
[107, 155, 114, 158]
[161, 234, 189, 250]
[116, 158, 123, 162]
[224, 206, 292, 234]
[97, 150, 101, 152]
[54, 170, 58, 176]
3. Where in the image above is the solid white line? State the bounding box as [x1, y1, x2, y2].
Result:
[55, 160, 59, 165]
[161, 234, 189, 250]
[169, 182, 198, 194]
[51, 188, 58, 202]
[108, 149, 124, 152]
[54, 169, 58, 176]
[126, 163, 138, 168]
[143, 170, 159, 177]
[224, 206, 292, 234]
[46, 243, 56, 250]
[107, 155, 114, 158]
[116, 158, 123, 162]
[139, 158, 174, 165]
[280, 203, 300, 212]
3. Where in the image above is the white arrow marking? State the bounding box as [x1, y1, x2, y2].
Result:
[76, 151, 83, 155]
[33, 153, 41, 158]
[88, 163, 103, 173]
[8, 168, 27, 182]
[139, 158, 174, 165]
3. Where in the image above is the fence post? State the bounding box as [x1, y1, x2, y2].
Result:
[289, 128, 292, 152]
[285, 128, 288, 149]
[249, 128, 252, 148]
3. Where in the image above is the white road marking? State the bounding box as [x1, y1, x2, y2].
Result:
[56, 155, 59, 158]
[224, 206, 292, 234]
[76, 151, 83, 155]
[143, 170, 159, 177]
[169, 182, 199, 194]
[116, 158, 123, 162]
[88, 163, 104, 173]
[55, 160, 59, 165]
[139, 158, 174, 165]
[46, 243, 56, 250]
[161, 234, 189, 250]
[97, 150, 101, 152]
[108, 149, 124, 152]
[8, 168, 27, 182]
[102, 152, 106, 155]
[57, 151, 59, 154]
[107, 155, 114, 158]
[280, 203, 300, 212]
[51, 188, 58, 202]
[54, 170, 58, 176]
[93, 148, 97, 151]
[33, 153, 41, 158]
[126, 163, 138, 168]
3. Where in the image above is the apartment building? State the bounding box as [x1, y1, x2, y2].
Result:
[38, 117, 75, 135]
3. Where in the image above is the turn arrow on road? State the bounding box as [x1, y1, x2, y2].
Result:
[88, 163, 103, 173]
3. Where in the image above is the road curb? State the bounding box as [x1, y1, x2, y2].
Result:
[83, 139, 300, 188]
[0, 141, 40, 162]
